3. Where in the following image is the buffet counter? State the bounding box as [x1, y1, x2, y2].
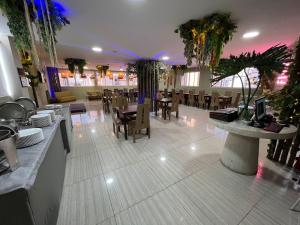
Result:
[0, 117, 69, 225]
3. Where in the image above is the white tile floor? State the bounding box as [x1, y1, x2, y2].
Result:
[57, 101, 300, 225]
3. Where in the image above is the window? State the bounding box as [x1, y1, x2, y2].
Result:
[212, 67, 259, 88]
[58, 69, 137, 87]
[181, 71, 200, 87]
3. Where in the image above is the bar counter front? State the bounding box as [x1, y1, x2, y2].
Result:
[0, 116, 71, 225]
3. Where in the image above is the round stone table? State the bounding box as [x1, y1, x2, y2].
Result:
[209, 119, 297, 175]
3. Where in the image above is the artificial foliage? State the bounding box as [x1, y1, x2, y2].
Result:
[0, 0, 69, 51]
[171, 65, 188, 74]
[127, 60, 167, 107]
[270, 38, 300, 124]
[65, 58, 86, 75]
[211, 44, 291, 119]
[96, 65, 109, 77]
[175, 12, 237, 68]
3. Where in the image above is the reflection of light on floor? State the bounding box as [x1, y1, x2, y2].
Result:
[106, 178, 114, 184]
[186, 118, 195, 128]
[160, 156, 166, 161]
[191, 144, 196, 152]
[256, 160, 264, 179]
[89, 111, 99, 122]
[78, 134, 83, 138]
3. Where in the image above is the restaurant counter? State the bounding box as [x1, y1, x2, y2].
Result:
[0, 116, 70, 225]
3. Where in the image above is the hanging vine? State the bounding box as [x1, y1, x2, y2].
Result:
[0, 0, 70, 66]
[96, 65, 109, 78]
[65, 58, 87, 75]
[175, 12, 237, 68]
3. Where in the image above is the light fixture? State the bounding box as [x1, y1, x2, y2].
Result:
[162, 56, 170, 61]
[120, 68, 124, 71]
[84, 66, 88, 69]
[106, 178, 114, 184]
[243, 31, 260, 39]
[92, 46, 102, 52]
[91, 129, 95, 133]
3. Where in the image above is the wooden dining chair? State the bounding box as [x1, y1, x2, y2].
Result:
[198, 90, 205, 108]
[224, 91, 233, 107]
[167, 96, 179, 120]
[102, 93, 110, 113]
[225, 91, 232, 97]
[179, 90, 184, 104]
[211, 92, 220, 110]
[128, 104, 150, 143]
[164, 89, 168, 98]
[171, 89, 176, 98]
[110, 104, 121, 138]
[111, 95, 118, 109]
[117, 96, 128, 110]
[188, 90, 195, 107]
[231, 92, 241, 108]
[129, 89, 135, 103]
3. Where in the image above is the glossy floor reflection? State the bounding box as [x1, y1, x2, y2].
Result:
[57, 101, 300, 225]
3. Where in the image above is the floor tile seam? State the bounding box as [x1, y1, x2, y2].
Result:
[236, 187, 274, 225]
[97, 143, 117, 223]
[97, 147, 170, 175]
[63, 173, 105, 187]
[95, 215, 118, 225]
[108, 159, 219, 216]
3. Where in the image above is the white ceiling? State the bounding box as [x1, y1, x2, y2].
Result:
[2, 0, 300, 70]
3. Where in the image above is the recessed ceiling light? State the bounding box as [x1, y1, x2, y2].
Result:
[162, 56, 170, 61]
[243, 31, 260, 39]
[92, 46, 102, 52]
[84, 66, 88, 69]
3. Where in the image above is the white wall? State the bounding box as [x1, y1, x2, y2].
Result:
[173, 67, 246, 96]
[0, 35, 24, 99]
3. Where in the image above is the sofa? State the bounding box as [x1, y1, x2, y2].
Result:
[55, 91, 76, 103]
[86, 91, 102, 100]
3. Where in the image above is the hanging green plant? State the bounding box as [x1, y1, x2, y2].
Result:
[175, 12, 237, 68]
[102, 65, 109, 76]
[0, 0, 69, 52]
[211, 44, 291, 120]
[269, 37, 300, 124]
[171, 65, 187, 74]
[126, 63, 137, 76]
[65, 58, 87, 75]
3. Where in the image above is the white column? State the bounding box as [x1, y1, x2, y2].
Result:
[221, 132, 259, 175]
[0, 35, 23, 98]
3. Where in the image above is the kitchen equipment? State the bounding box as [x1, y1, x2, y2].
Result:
[0, 129, 18, 172]
[30, 114, 51, 128]
[37, 110, 55, 122]
[16, 128, 44, 148]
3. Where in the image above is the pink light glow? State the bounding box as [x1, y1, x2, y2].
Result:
[256, 161, 264, 179]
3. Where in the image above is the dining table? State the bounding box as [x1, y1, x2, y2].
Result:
[155, 98, 172, 120]
[116, 104, 138, 140]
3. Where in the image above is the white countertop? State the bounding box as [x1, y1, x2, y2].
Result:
[209, 118, 297, 140]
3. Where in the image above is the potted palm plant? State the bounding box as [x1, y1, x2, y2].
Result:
[211, 44, 291, 120]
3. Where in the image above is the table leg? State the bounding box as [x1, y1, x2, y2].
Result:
[163, 103, 167, 120]
[208, 100, 211, 110]
[221, 132, 259, 175]
[124, 121, 128, 140]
